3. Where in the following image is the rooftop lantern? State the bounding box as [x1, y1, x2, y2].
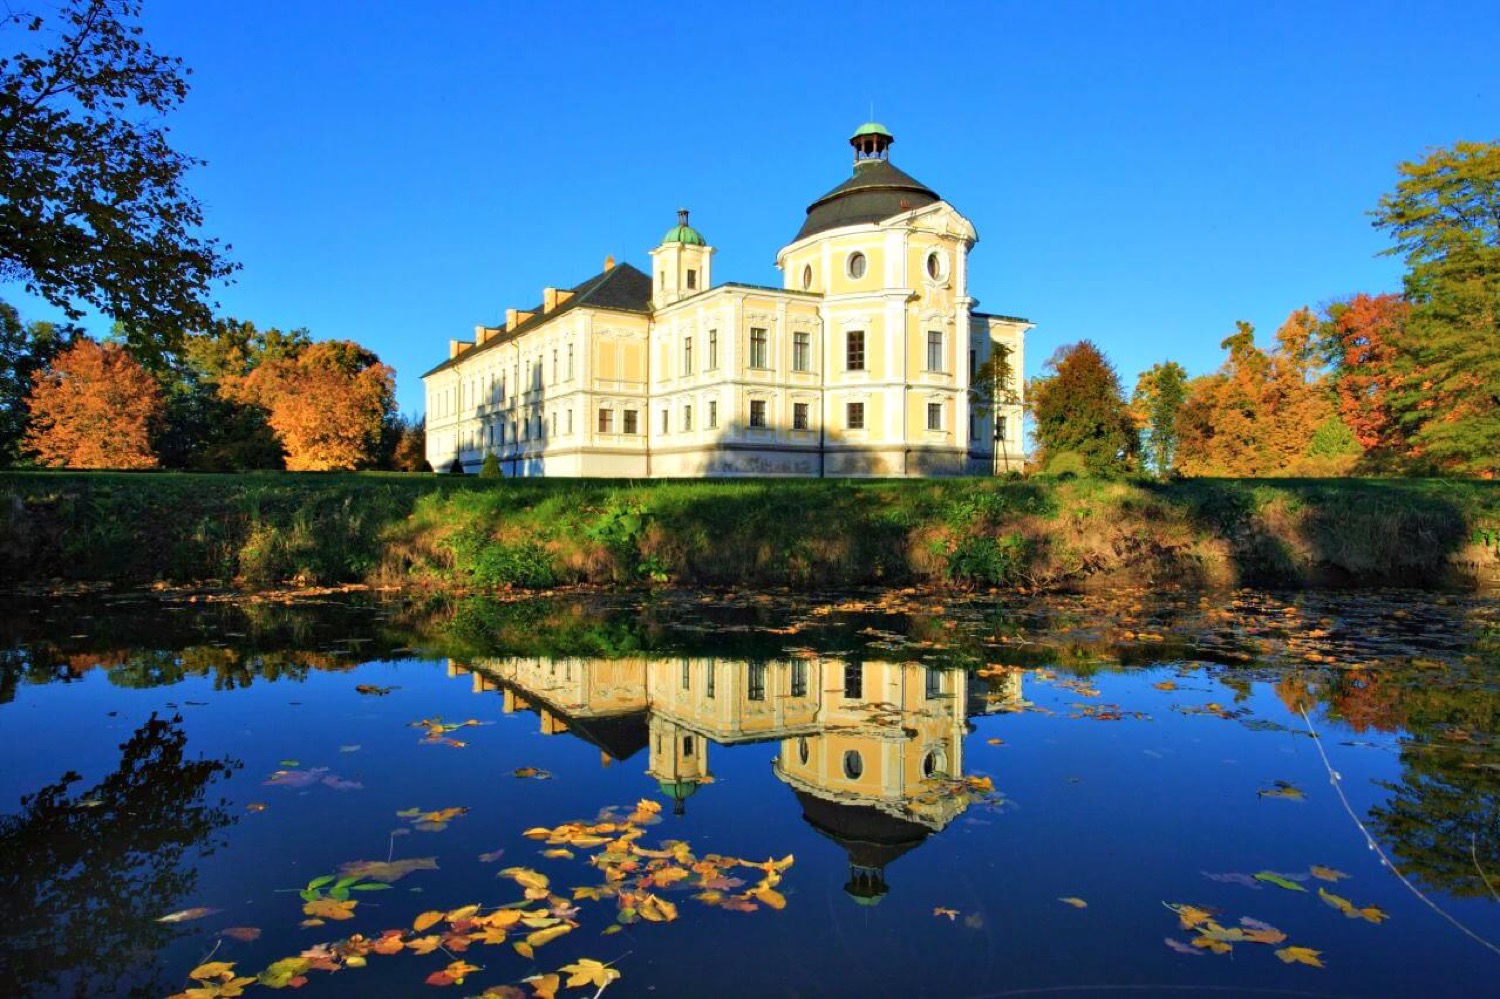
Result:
[850, 121, 894, 162]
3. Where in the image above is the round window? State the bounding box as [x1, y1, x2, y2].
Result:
[801, 264, 813, 290]
[847, 252, 867, 280]
[843, 750, 864, 780]
[926, 251, 946, 281]
[798, 737, 810, 765]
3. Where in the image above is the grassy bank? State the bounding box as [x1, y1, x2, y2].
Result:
[2, 472, 1497, 592]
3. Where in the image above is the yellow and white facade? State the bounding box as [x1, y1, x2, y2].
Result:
[423, 124, 1029, 477]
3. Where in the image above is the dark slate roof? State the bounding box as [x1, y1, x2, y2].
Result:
[794, 790, 932, 870]
[795, 159, 941, 241]
[423, 262, 653, 377]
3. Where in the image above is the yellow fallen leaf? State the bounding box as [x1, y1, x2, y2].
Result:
[526, 923, 573, 948]
[524, 972, 559, 999]
[1058, 897, 1087, 909]
[1275, 945, 1325, 967]
[1309, 865, 1348, 882]
[1169, 903, 1214, 930]
[542, 849, 574, 860]
[1357, 905, 1388, 925]
[513, 941, 535, 960]
[189, 962, 236, 982]
[1191, 935, 1232, 954]
[301, 898, 356, 920]
[560, 958, 621, 989]
[446, 903, 481, 924]
[933, 907, 959, 920]
[413, 910, 445, 932]
[752, 885, 787, 910]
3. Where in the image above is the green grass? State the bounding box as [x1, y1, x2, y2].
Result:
[2, 471, 1497, 591]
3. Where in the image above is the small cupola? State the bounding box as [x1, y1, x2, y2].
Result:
[649, 207, 714, 308]
[851, 121, 894, 162]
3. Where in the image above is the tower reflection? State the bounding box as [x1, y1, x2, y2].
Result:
[452, 658, 1021, 901]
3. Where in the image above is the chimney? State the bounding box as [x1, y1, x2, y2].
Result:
[604, 254, 615, 271]
[474, 324, 488, 345]
[449, 339, 471, 359]
[506, 308, 518, 330]
[544, 287, 558, 312]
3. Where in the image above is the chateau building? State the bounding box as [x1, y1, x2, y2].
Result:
[422, 123, 1029, 477]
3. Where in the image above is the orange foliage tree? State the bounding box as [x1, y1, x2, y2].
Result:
[223, 340, 394, 471]
[22, 339, 162, 468]
[1321, 293, 1411, 456]
[1176, 311, 1337, 476]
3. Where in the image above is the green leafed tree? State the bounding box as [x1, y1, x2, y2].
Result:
[1371, 140, 1500, 475]
[1131, 361, 1188, 477]
[0, 0, 236, 355]
[1029, 340, 1139, 475]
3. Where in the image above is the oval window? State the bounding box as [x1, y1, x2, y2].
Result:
[798, 737, 810, 765]
[801, 264, 813, 290]
[843, 750, 864, 780]
[922, 751, 943, 778]
[847, 252, 867, 279]
[926, 251, 944, 280]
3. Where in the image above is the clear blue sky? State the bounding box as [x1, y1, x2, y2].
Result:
[5, 0, 1498, 418]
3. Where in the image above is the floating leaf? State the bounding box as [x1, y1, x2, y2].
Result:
[355, 684, 395, 695]
[1191, 934, 1232, 955]
[1258, 781, 1306, 801]
[302, 898, 356, 920]
[414, 911, 445, 932]
[542, 849, 574, 860]
[257, 957, 311, 989]
[1309, 865, 1349, 882]
[1058, 897, 1087, 909]
[157, 907, 220, 923]
[218, 927, 261, 942]
[425, 959, 481, 987]
[339, 857, 438, 882]
[524, 973, 560, 999]
[933, 907, 959, 921]
[1275, 945, 1325, 967]
[479, 848, 507, 863]
[1166, 903, 1213, 930]
[513, 767, 553, 780]
[1164, 937, 1205, 956]
[245, 803, 267, 814]
[561, 958, 621, 989]
[1254, 872, 1308, 892]
[526, 923, 573, 948]
[190, 962, 237, 981]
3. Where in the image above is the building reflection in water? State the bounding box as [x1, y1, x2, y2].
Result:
[451, 658, 1022, 904]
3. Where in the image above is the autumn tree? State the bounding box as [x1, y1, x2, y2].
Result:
[384, 413, 428, 472]
[224, 340, 395, 471]
[0, 1, 236, 360]
[1131, 361, 1188, 477]
[968, 343, 1020, 470]
[1318, 292, 1411, 461]
[1029, 340, 1138, 475]
[1371, 140, 1500, 475]
[0, 298, 78, 464]
[22, 337, 161, 467]
[1175, 314, 1335, 476]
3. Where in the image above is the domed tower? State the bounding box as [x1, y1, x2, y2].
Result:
[649, 208, 714, 308]
[793, 123, 941, 244]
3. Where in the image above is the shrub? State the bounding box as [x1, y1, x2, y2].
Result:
[479, 454, 501, 478]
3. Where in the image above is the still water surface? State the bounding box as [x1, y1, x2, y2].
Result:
[2, 588, 1498, 998]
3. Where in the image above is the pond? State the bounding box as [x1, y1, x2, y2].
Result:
[2, 587, 1499, 998]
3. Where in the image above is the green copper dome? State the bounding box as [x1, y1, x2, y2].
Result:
[657, 778, 701, 801]
[850, 121, 893, 140]
[661, 208, 705, 246]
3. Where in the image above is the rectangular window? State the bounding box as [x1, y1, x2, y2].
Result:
[750, 328, 768, 369]
[708, 329, 718, 369]
[793, 402, 809, 431]
[706, 667, 715, 699]
[552, 349, 558, 383]
[927, 402, 942, 431]
[791, 661, 807, 698]
[846, 330, 865, 371]
[750, 399, 767, 428]
[683, 404, 692, 432]
[623, 409, 638, 435]
[846, 401, 865, 430]
[568, 344, 574, 380]
[969, 348, 977, 378]
[683, 336, 693, 375]
[793, 331, 810, 372]
[708, 400, 718, 429]
[682, 661, 691, 689]
[927, 331, 943, 372]
[748, 663, 767, 702]
[844, 663, 863, 700]
[997, 415, 1008, 441]
[549, 412, 555, 436]
[926, 667, 943, 700]
[661, 409, 670, 435]
[686, 268, 697, 290]
[567, 409, 573, 434]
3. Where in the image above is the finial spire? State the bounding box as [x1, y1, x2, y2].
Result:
[677, 208, 690, 226]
